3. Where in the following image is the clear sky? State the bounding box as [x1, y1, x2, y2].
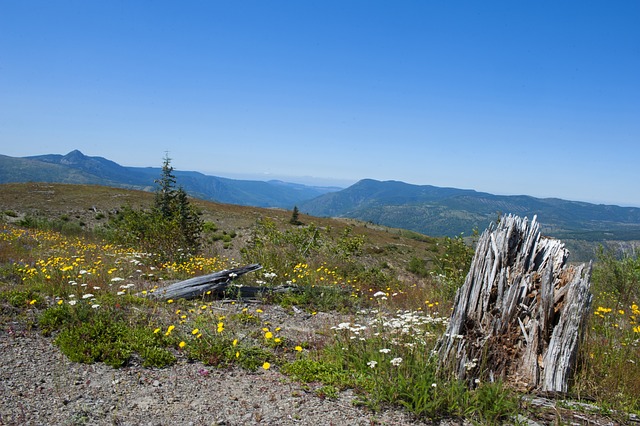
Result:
[1, 1, 639, 206]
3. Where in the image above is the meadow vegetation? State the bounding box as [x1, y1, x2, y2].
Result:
[0, 176, 638, 423]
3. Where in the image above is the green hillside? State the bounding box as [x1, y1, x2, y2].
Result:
[2, 151, 338, 208]
[300, 179, 640, 260]
[4, 152, 640, 261]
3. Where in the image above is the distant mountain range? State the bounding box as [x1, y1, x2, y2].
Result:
[2, 151, 640, 257]
[300, 178, 640, 243]
[0, 150, 340, 208]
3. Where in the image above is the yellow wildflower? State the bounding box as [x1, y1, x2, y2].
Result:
[262, 362, 270, 370]
[179, 341, 186, 348]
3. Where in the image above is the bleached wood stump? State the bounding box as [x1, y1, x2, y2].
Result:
[436, 214, 593, 393]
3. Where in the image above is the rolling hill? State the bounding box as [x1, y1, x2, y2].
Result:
[299, 179, 640, 259]
[3, 150, 640, 260]
[0, 151, 339, 208]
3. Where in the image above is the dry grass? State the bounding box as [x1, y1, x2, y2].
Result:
[0, 182, 442, 280]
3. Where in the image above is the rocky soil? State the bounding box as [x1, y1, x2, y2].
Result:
[1, 301, 634, 426]
[0, 303, 429, 426]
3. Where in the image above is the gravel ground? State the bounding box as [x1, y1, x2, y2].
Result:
[0, 302, 448, 426]
[0, 329, 427, 426]
[2, 304, 630, 426]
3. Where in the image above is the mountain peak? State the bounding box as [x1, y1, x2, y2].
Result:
[61, 150, 87, 164]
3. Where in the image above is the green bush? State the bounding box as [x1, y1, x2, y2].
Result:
[203, 221, 218, 233]
[407, 256, 430, 277]
[40, 303, 176, 368]
[281, 358, 354, 388]
[430, 234, 475, 300]
[186, 333, 271, 371]
[592, 247, 640, 306]
[54, 312, 132, 367]
[1, 288, 45, 309]
[18, 215, 85, 236]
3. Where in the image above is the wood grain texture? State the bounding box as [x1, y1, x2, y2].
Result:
[436, 214, 593, 393]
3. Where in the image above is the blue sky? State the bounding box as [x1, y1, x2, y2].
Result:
[1, 1, 639, 206]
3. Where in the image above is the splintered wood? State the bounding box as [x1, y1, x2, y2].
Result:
[436, 214, 593, 393]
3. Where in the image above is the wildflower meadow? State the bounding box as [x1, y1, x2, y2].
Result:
[1, 205, 639, 423]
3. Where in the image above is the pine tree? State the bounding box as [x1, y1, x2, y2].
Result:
[289, 206, 302, 225]
[155, 153, 177, 219]
[156, 155, 202, 255]
[107, 155, 203, 262]
[174, 186, 202, 249]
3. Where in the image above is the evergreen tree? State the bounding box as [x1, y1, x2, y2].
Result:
[289, 206, 302, 225]
[174, 186, 202, 250]
[106, 154, 202, 262]
[155, 154, 178, 218]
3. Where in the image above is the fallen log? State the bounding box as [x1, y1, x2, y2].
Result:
[436, 214, 593, 393]
[144, 263, 263, 300]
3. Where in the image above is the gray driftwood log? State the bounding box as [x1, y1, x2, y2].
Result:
[146, 263, 263, 300]
[436, 214, 593, 393]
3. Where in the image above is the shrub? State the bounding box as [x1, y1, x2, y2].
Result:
[592, 247, 640, 307]
[55, 313, 133, 367]
[429, 234, 475, 301]
[407, 256, 430, 277]
[18, 215, 85, 236]
[40, 303, 176, 368]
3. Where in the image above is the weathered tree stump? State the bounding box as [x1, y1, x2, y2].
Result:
[436, 214, 593, 393]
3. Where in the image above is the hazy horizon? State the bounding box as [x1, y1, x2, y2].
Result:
[2, 2, 638, 206]
[8, 148, 640, 209]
